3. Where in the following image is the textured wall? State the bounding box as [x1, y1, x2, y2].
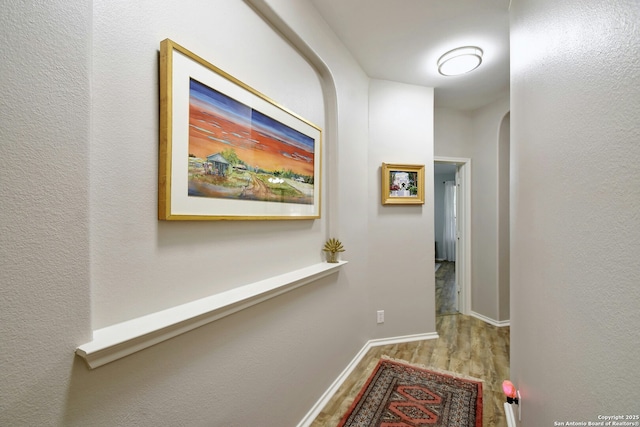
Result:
[434, 107, 473, 159]
[0, 2, 91, 426]
[0, 1, 92, 424]
[469, 97, 510, 321]
[0, 0, 370, 425]
[90, 0, 327, 328]
[1, 0, 439, 425]
[510, 0, 640, 422]
[434, 100, 510, 323]
[498, 113, 510, 321]
[368, 79, 435, 339]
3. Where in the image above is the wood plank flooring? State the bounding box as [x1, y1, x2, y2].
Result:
[309, 314, 510, 426]
[436, 261, 458, 315]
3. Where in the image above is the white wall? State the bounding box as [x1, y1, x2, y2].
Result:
[434, 107, 473, 158]
[0, 0, 439, 425]
[498, 113, 510, 321]
[434, 98, 510, 323]
[0, 1, 92, 423]
[434, 107, 471, 277]
[510, 0, 640, 422]
[368, 79, 435, 338]
[91, 0, 327, 329]
[470, 97, 510, 320]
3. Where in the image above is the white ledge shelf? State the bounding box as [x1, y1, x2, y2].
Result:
[76, 261, 347, 369]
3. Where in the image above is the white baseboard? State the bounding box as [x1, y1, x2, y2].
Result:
[470, 311, 510, 327]
[504, 402, 517, 427]
[368, 331, 439, 348]
[296, 331, 438, 427]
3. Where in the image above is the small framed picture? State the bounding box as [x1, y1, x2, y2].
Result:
[381, 163, 425, 205]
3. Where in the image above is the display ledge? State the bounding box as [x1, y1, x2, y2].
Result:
[76, 261, 347, 369]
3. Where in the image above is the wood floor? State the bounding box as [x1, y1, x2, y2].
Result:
[309, 314, 510, 426]
[436, 261, 458, 316]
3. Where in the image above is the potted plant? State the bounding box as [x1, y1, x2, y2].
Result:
[323, 238, 345, 263]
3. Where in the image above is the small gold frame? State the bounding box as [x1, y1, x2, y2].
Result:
[381, 163, 425, 205]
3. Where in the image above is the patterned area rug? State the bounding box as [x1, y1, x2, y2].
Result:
[337, 358, 482, 427]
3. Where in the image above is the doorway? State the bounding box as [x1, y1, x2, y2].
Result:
[434, 163, 457, 315]
[434, 157, 471, 316]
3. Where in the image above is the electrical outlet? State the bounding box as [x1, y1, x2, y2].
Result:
[377, 310, 384, 324]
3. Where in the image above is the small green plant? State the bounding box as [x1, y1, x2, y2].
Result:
[323, 238, 345, 263]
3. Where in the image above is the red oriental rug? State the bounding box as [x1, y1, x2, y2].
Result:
[337, 358, 482, 427]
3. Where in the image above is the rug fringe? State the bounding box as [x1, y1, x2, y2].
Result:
[380, 355, 485, 384]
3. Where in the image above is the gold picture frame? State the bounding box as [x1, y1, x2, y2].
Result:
[159, 39, 322, 220]
[381, 163, 425, 205]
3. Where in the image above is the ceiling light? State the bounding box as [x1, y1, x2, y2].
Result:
[437, 46, 483, 76]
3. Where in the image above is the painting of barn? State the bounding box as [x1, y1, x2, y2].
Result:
[205, 153, 230, 176]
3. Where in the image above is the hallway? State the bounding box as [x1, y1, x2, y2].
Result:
[310, 314, 510, 426]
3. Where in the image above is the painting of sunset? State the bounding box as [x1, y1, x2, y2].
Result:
[187, 78, 315, 205]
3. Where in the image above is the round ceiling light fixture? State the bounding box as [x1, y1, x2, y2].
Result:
[437, 46, 483, 76]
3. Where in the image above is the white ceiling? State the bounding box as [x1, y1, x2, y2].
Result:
[308, 0, 510, 110]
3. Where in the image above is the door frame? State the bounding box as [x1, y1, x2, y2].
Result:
[435, 156, 471, 315]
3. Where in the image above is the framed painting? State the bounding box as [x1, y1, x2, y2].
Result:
[159, 39, 322, 220]
[381, 163, 425, 205]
